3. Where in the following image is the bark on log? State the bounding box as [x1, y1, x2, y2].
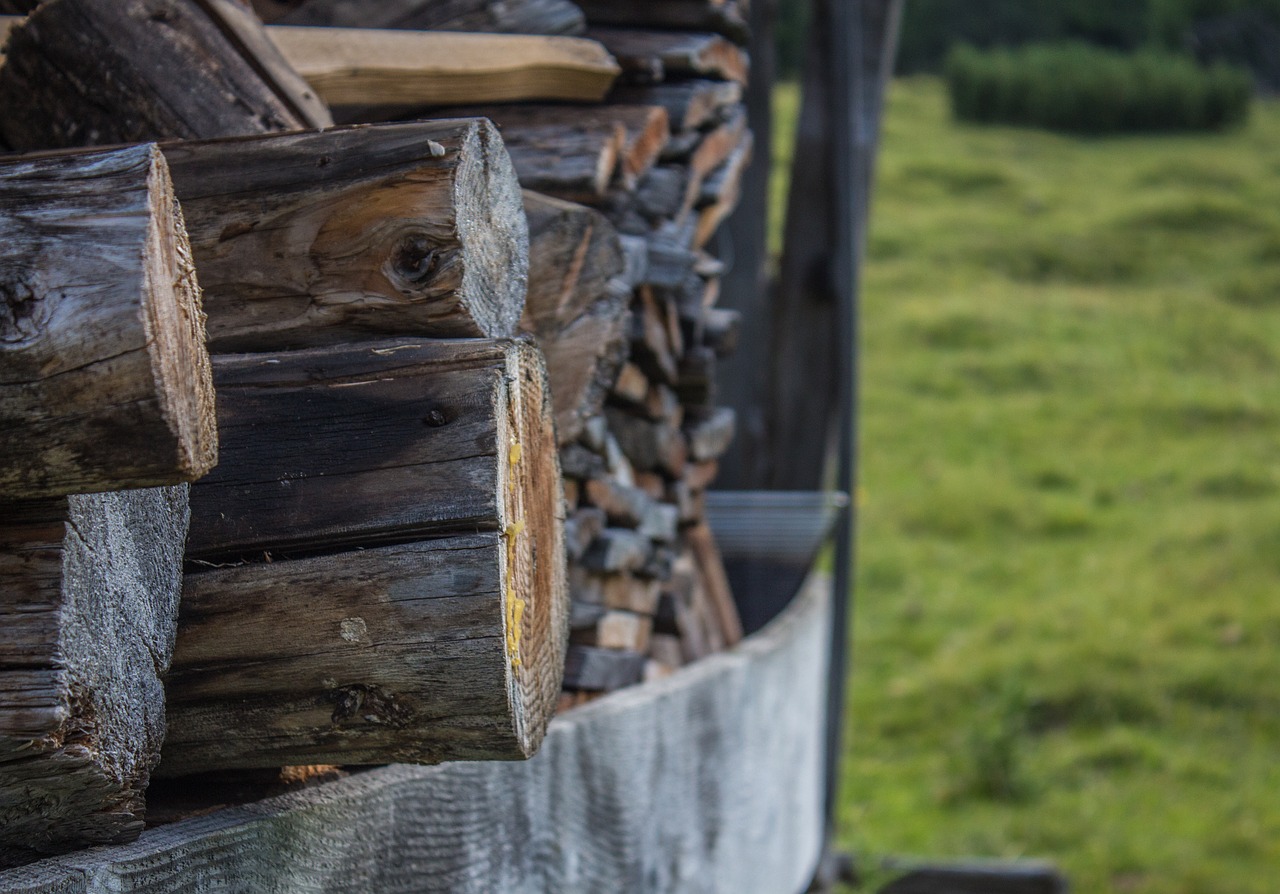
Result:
[164, 337, 567, 771]
[0, 0, 331, 151]
[268, 27, 619, 112]
[0, 144, 216, 499]
[0, 486, 189, 865]
[186, 338, 559, 560]
[588, 27, 749, 85]
[166, 119, 527, 351]
[277, 0, 585, 34]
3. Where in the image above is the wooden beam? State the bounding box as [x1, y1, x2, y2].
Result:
[277, 0, 586, 34]
[267, 26, 620, 110]
[186, 338, 560, 560]
[0, 486, 189, 865]
[0, 144, 216, 498]
[0, 0, 331, 150]
[166, 119, 528, 351]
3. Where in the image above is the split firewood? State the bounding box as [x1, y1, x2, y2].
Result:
[685, 522, 743, 647]
[166, 119, 527, 351]
[588, 27, 748, 85]
[268, 26, 619, 112]
[0, 0, 331, 151]
[0, 487, 189, 865]
[574, 0, 749, 45]
[562, 644, 646, 691]
[612, 80, 743, 135]
[164, 337, 567, 772]
[0, 144, 216, 498]
[685, 407, 737, 462]
[274, 0, 586, 34]
[571, 609, 652, 652]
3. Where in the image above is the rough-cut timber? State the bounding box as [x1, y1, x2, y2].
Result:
[0, 574, 832, 894]
[588, 27, 749, 85]
[166, 337, 567, 772]
[268, 27, 619, 111]
[166, 119, 527, 351]
[275, 0, 585, 34]
[0, 144, 216, 498]
[186, 338, 559, 559]
[0, 0, 331, 151]
[0, 486, 189, 866]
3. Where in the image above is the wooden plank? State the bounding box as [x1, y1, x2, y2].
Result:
[0, 487, 189, 866]
[186, 338, 559, 560]
[165, 119, 527, 351]
[0, 144, 216, 498]
[162, 530, 569, 772]
[0, 0, 330, 150]
[588, 27, 748, 85]
[267, 27, 620, 109]
[277, 0, 585, 34]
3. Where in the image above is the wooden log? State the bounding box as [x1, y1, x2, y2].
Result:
[559, 443, 607, 481]
[0, 144, 216, 499]
[685, 522, 743, 647]
[605, 408, 688, 477]
[685, 406, 737, 462]
[561, 644, 645, 691]
[583, 477, 655, 528]
[166, 119, 528, 351]
[613, 80, 743, 134]
[0, 0, 331, 151]
[458, 104, 669, 197]
[162, 529, 568, 772]
[521, 191, 624, 340]
[537, 293, 631, 446]
[0, 486, 189, 865]
[581, 528, 652, 574]
[630, 286, 680, 384]
[611, 361, 651, 406]
[683, 110, 749, 218]
[571, 609, 652, 652]
[695, 132, 753, 247]
[600, 573, 662, 614]
[575, 0, 749, 45]
[278, 0, 585, 34]
[268, 27, 619, 111]
[588, 27, 749, 85]
[186, 338, 558, 560]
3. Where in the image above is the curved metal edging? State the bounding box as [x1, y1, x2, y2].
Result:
[1, 574, 832, 894]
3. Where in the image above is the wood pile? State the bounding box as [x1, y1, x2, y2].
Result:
[0, 0, 750, 867]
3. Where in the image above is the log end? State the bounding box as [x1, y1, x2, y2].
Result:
[144, 147, 218, 483]
[455, 118, 530, 339]
[499, 339, 568, 757]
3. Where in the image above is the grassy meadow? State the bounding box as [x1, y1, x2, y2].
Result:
[773, 78, 1280, 892]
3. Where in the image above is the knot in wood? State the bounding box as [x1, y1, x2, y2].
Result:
[0, 276, 47, 346]
[391, 233, 440, 286]
[329, 684, 412, 729]
[423, 408, 448, 427]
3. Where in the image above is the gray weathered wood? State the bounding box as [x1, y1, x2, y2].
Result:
[588, 27, 748, 85]
[186, 338, 558, 560]
[612, 80, 743, 135]
[162, 530, 568, 773]
[575, 0, 749, 45]
[0, 486, 189, 866]
[0, 573, 831, 894]
[0, 144, 216, 498]
[0, 0, 331, 151]
[166, 119, 528, 351]
[278, 0, 585, 34]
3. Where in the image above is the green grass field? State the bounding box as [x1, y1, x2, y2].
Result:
[776, 78, 1280, 892]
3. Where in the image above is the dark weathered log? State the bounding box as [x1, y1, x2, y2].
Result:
[166, 119, 527, 351]
[612, 80, 743, 134]
[0, 145, 216, 498]
[458, 104, 668, 198]
[538, 293, 631, 446]
[588, 27, 749, 85]
[0, 486, 189, 865]
[162, 529, 568, 772]
[605, 408, 688, 477]
[562, 644, 646, 691]
[279, 0, 585, 34]
[0, 0, 331, 151]
[186, 338, 557, 560]
[269, 27, 619, 111]
[575, 0, 749, 44]
[560, 443, 607, 481]
[521, 190, 624, 340]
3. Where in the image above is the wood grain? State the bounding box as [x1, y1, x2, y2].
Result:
[588, 27, 749, 85]
[277, 0, 585, 34]
[0, 144, 216, 498]
[166, 119, 528, 350]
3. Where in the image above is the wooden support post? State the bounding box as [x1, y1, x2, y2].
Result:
[0, 144, 216, 499]
[162, 338, 567, 772]
[166, 119, 528, 351]
[0, 487, 189, 865]
[0, 0, 331, 150]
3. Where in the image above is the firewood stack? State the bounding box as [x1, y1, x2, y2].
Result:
[0, 0, 749, 866]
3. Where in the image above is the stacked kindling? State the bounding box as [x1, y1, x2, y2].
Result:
[0, 0, 567, 864]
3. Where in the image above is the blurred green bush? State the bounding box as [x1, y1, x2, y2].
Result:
[945, 42, 1253, 133]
